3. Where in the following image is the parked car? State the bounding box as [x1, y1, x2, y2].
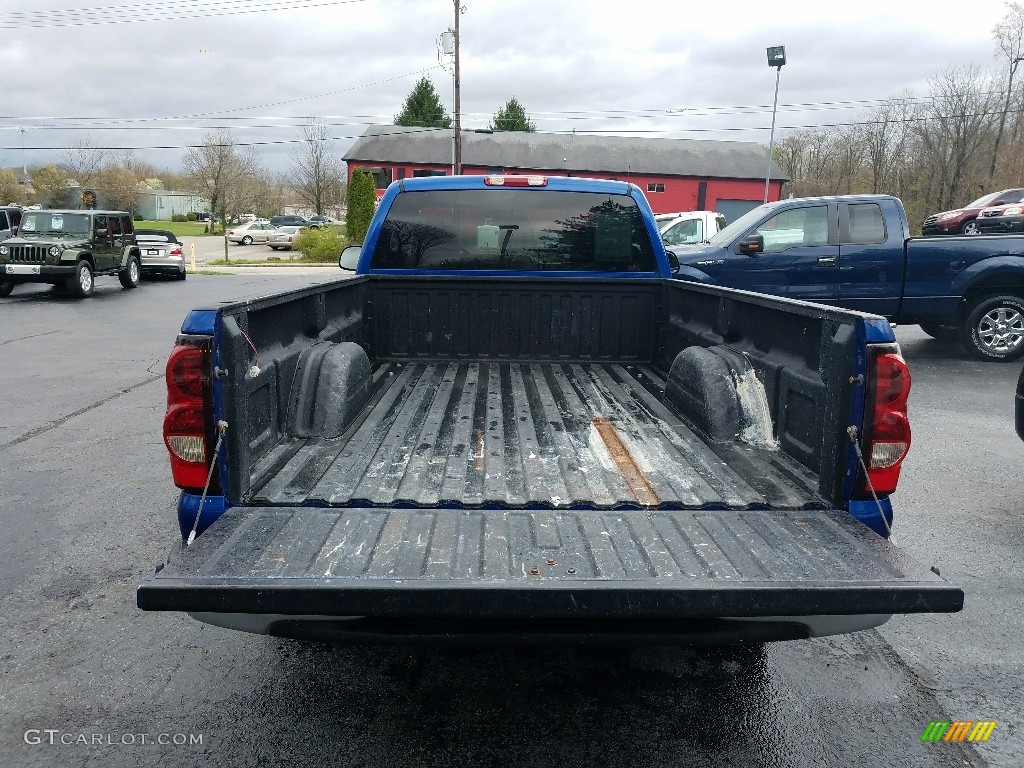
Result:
[135, 229, 187, 280]
[226, 220, 276, 245]
[266, 225, 304, 250]
[922, 188, 1024, 236]
[138, 174, 964, 645]
[977, 199, 1024, 234]
[268, 215, 309, 229]
[308, 215, 334, 227]
[0, 206, 23, 240]
[665, 194, 1024, 361]
[0, 209, 141, 298]
[655, 211, 727, 246]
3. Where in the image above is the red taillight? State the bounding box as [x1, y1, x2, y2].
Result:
[163, 336, 215, 491]
[170, 246, 183, 256]
[855, 346, 911, 497]
[484, 175, 547, 187]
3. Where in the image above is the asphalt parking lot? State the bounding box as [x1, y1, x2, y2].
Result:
[0, 274, 1021, 767]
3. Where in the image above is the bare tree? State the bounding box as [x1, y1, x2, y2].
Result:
[989, 1, 1024, 185]
[61, 138, 108, 191]
[182, 130, 260, 260]
[862, 94, 916, 193]
[289, 120, 342, 215]
[916, 66, 997, 210]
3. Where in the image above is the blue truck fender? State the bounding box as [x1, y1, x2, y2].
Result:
[950, 257, 1024, 301]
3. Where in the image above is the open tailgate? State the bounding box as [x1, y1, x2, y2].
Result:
[138, 506, 963, 620]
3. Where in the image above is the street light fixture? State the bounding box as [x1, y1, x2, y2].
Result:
[764, 45, 786, 204]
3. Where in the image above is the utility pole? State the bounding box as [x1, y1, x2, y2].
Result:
[453, 0, 462, 174]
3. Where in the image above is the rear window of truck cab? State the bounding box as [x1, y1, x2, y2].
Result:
[369, 189, 658, 273]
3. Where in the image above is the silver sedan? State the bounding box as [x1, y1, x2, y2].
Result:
[227, 221, 276, 245]
[266, 226, 305, 250]
[135, 229, 187, 280]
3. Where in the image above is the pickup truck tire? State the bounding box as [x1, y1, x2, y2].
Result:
[68, 260, 94, 298]
[0, 279, 14, 297]
[962, 295, 1024, 361]
[919, 322, 959, 342]
[118, 256, 141, 289]
[960, 220, 981, 235]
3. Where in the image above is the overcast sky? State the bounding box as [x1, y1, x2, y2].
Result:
[0, 0, 1015, 176]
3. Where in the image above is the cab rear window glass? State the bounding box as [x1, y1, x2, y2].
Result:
[848, 203, 886, 244]
[369, 190, 658, 272]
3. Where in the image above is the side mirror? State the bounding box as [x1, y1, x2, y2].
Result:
[95, 228, 108, 239]
[737, 233, 764, 256]
[339, 245, 361, 271]
[666, 250, 680, 274]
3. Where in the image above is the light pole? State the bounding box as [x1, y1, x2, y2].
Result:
[764, 45, 786, 204]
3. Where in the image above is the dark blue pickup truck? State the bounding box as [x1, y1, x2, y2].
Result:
[668, 194, 1024, 362]
[138, 176, 962, 645]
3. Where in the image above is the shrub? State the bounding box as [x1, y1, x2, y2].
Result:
[133, 212, 143, 221]
[293, 226, 349, 263]
[346, 170, 375, 242]
[186, 212, 197, 221]
[171, 213, 188, 222]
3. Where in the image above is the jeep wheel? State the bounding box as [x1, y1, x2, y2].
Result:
[119, 256, 141, 289]
[0, 279, 14, 297]
[241, 235, 253, 245]
[68, 260, 94, 298]
[961, 295, 1024, 361]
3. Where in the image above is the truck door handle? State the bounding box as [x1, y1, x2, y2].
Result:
[817, 256, 837, 266]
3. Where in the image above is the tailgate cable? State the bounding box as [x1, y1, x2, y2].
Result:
[846, 425, 893, 539]
[187, 420, 229, 548]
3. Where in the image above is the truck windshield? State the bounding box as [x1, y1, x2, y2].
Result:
[369, 189, 658, 272]
[706, 204, 774, 247]
[19, 212, 90, 236]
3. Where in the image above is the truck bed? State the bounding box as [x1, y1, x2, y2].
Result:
[249, 360, 822, 511]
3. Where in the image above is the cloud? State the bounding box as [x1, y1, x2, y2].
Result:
[0, 0, 1011, 174]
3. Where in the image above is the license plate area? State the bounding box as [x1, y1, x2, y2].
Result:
[6, 264, 40, 275]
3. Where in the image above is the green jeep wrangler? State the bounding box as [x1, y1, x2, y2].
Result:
[0, 209, 142, 298]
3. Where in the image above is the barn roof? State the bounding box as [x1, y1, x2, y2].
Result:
[344, 124, 788, 181]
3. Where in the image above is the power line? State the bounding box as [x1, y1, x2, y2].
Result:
[6, 105, 1024, 153]
[1, 87, 1017, 129]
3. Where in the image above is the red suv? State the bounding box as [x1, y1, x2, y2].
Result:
[922, 187, 1024, 236]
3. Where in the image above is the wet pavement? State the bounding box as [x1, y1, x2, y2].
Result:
[0, 280, 1019, 767]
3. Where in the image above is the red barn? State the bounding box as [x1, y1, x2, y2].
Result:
[343, 125, 788, 223]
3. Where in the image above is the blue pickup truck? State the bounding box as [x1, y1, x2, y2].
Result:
[667, 194, 1024, 362]
[137, 176, 962, 645]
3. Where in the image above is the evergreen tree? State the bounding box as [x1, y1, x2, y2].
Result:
[394, 76, 452, 128]
[489, 97, 536, 132]
[346, 169, 376, 242]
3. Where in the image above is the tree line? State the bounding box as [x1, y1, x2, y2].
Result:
[772, 1, 1024, 230]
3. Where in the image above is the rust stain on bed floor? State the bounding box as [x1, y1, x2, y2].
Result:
[591, 416, 660, 507]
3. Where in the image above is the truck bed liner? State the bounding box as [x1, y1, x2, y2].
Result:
[138, 504, 963, 618]
[249, 361, 822, 510]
